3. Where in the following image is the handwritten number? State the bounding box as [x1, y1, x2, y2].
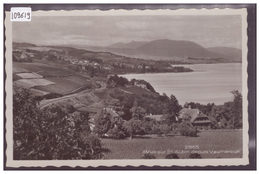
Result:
[27, 12, 30, 20]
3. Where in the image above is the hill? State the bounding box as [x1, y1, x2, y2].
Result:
[207, 47, 242, 62]
[108, 41, 148, 49]
[13, 42, 36, 47]
[136, 39, 220, 58]
[84, 39, 238, 63]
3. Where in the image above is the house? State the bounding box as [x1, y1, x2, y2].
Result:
[134, 81, 147, 89]
[88, 118, 95, 132]
[102, 107, 119, 117]
[144, 114, 164, 121]
[178, 108, 211, 127]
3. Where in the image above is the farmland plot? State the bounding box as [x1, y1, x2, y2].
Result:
[14, 79, 55, 89]
[13, 65, 29, 73]
[16, 72, 43, 79]
[34, 75, 92, 95]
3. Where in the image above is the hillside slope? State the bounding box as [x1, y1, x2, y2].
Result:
[207, 47, 242, 62]
[136, 39, 220, 58]
[84, 39, 237, 63]
[108, 41, 148, 49]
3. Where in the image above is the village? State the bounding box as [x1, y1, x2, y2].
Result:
[13, 44, 193, 80]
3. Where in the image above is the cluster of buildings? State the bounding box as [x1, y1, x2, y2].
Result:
[144, 107, 211, 129]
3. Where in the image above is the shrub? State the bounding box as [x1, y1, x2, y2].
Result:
[171, 123, 179, 134]
[159, 124, 171, 135]
[178, 121, 198, 137]
[149, 124, 160, 134]
[165, 153, 179, 159]
[80, 133, 104, 159]
[123, 118, 144, 139]
[141, 153, 156, 159]
[189, 153, 202, 159]
[107, 127, 126, 140]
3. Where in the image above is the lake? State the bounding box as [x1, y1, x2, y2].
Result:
[120, 63, 242, 105]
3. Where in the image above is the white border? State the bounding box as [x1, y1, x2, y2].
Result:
[5, 8, 249, 168]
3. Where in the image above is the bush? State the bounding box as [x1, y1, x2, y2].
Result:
[159, 124, 171, 135]
[149, 124, 160, 135]
[141, 153, 156, 159]
[171, 123, 179, 134]
[165, 153, 179, 159]
[189, 153, 202, 159]
[178, 121, 198, 137]
[123, 118, 144, 139]
[107, 127, 126, 140]
[80, 133, 104, 159]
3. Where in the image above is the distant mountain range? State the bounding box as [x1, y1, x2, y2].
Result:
[83, 39, 242, 63]
[14, 39, 242, 64]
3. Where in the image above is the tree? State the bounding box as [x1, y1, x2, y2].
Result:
[121, 95, 135, 121]
[231, 90, 243, 129]
[142, 64, 146, 73]
[13, 88, 103, 160]
[123, 118, 144, 139]
[146, 82, 156, 93]
[107, 126, 126, 140]
[94, 109, 113, 137]
[142, 118, 157, 134]
[159, 124, 171, 136]
[90, 66, 95, 78]
[209, 91, 242, 129]
[164, 95, 182, 124]
[178, 120, 197, 137]
[107, 116, 127, 139]
[130, 100, 146, 120]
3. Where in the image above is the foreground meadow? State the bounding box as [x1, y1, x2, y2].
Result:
[101, 130, 242, 159]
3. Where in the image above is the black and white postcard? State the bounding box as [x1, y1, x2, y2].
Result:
[4, 5, 253, 168]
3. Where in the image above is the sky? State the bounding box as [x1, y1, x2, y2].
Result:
[12, 15, 242, 49]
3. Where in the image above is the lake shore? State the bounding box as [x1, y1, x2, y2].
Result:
[120, 63, 242, 105]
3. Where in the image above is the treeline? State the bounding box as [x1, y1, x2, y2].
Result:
[111, 62, 193, 74]
[94, 89, 194, 139]
[107, 75, 156, 93]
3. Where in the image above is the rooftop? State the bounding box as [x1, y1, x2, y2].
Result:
[179, 108, 209, 123]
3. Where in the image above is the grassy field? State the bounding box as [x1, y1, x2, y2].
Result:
[101, 130, 242, 159]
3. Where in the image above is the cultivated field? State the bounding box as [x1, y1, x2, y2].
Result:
[13, 62, 73, 77]
[34, 76, 92, 95]
[101, 130, 242, 159]
[13, 62, 92, 95]
[14, 79, 55, 89]
[16, 72, 43, 79]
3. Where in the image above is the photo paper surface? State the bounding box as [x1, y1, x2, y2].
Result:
[5, 7, 249, 168]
